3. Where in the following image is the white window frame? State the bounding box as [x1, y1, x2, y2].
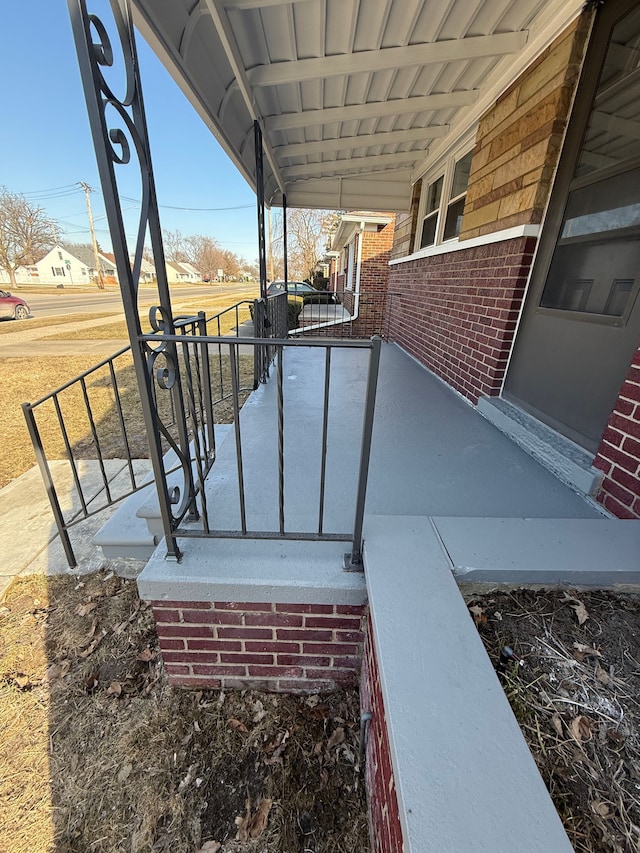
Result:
[414, 139, 475, 253]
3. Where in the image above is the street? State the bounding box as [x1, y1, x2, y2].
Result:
[18, 282, 256, 319]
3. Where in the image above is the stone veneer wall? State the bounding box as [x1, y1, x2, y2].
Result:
[594, 346, 640, 519]
[360, 618, 403, 853]
[388, 236, 536, 403]
[152, 599, 366, 692]
[460, 13, 592, 239]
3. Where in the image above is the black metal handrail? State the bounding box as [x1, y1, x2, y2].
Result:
[138, 329, 382, 569]
[21, 300, 258, 568]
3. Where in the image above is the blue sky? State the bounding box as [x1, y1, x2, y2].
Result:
[0, 1, 259, 262]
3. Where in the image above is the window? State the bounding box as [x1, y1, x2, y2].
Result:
[51, 266, 65, 276]
[419, 176, 443, 248]
[415, 148, 474, 251]
[443, 151, 473, 240]
[58, 251, 63, 260]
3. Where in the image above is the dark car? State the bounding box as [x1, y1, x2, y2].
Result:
[0, 290, 30, 320]
[266, 280, 335, 301]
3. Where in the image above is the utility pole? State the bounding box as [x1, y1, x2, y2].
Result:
[79, 182, 104, 289]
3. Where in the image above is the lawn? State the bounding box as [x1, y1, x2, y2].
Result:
[0, 571, 370, 853]
[0, 288, 258, 488]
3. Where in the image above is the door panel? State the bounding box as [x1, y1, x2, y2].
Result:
[505, 0, 640, 453]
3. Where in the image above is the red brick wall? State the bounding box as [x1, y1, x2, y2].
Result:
[360, 619, 404, 853]
[151, 600, 366, 692]
[387, 236, 536, 403]
[593, 346, 640, 519]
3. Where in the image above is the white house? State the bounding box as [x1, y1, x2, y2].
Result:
[35, 244, 117, 286]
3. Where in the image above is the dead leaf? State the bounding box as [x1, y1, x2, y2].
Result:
[45, 659, 71, 682]
[595, 664, 610, 686]
[562, 593, 589, 625]
[607, 729, 625, 748]
[569, 714, 594, 743]
[227, 718, 249, 733]
[326, 727, 345, 751]
[591, 800, 610, 818]
[197, 842, 221, 853]
[117, 762, 132, 782]
[236, 798, 273, 841]
[137, 647, 154, 662]
[550, 714, 563, 737]
[263, 730, 290, 765]
[178, 763, 198, 793]
[468, 604, 487, 626]
[75, 601, 97, 617]
[79, 636, 102, 658]
[572, 641, 601, 662]
[108, 681, 122, 696]
[252, 699, 267, 723]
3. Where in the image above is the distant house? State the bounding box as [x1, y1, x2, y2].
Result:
[0, 264, 41, 286]
[179, 261, 202, 281]
[326, 212, 396, 337]
[35, 244, 117, 286]
[165, 261, 192, 283]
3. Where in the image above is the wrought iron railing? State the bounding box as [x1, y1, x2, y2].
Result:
[289, 288, 392, 339]
[21, 301, 260, 568]
[138, 330, 381, 569]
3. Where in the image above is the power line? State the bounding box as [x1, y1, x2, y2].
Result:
[98, 190, 253, 212]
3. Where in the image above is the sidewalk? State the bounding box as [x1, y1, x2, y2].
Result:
[0, 313, 128, 357]
[0, 459, 151, 601]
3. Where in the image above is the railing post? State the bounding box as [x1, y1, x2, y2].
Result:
[345, 335, 382, 571]
[22, 403, 77, 569]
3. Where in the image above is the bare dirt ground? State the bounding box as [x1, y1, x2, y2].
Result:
[0, 571, 370, 853]
[469, 587, 640, 853]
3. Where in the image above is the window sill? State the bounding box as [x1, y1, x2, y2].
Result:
[389, 224, 541, 266]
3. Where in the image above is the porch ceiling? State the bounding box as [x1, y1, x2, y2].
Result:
[131, 0, 582, 211]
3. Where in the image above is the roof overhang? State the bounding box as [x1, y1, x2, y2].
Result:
[131, 0, 585, 212]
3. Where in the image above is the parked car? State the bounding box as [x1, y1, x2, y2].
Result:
[0, 290, 30, 320]
[266, 280, 335, 301]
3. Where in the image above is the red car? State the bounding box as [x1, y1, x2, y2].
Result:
[0, 290, 30, 320]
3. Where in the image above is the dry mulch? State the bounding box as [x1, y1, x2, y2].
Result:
[0, 572, 370, 853]
[469, 587, 640, 853]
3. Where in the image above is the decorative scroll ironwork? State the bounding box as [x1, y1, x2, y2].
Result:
[68, 0, 200, 559]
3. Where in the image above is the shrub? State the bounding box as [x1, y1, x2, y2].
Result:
[287, 296, 303, 330]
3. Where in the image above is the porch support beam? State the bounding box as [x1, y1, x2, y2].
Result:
[281, 150, 427, 179]
[265, 90, 477, 131]
[248, 31, 528, 87]
[274, 125, 449, 159]
[203, 0, 285, 192]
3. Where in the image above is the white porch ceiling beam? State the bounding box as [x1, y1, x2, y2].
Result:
[203, 0, 285, 191]
[275, 125, 449, 159]
[248, 31, 529, 87]
[223, 0, 315, 8]
[591, 110, 640, 142]
[282, 150, 426, 178]
[266, 90, 477, 131]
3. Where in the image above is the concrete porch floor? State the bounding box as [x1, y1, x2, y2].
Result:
[138, 340, 640, 604]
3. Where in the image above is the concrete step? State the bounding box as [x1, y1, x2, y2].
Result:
[93, 426, 232, 560]
[477, 396, 604, 498]
[362, 515, 574, 853]
[136, 424, 233, 539]
[92, 483, 159, 560]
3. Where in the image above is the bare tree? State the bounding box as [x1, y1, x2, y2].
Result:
[284, 209, 335, 282]
[0, 187, 57, 287]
